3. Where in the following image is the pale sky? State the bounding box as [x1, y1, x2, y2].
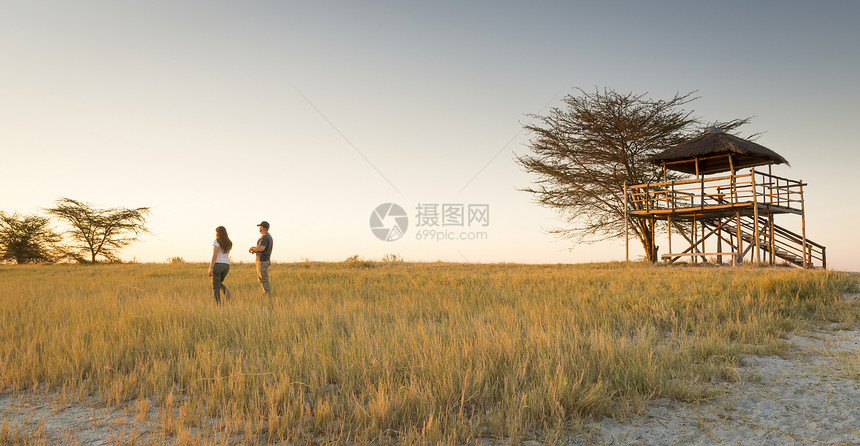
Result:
[2, 1, 859, 270]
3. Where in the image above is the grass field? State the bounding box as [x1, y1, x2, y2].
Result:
[0, 261, 857, 444]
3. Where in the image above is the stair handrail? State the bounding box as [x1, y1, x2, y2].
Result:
[702, 216, 825, 267]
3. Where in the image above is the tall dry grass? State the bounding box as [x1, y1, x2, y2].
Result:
[0, 262, 856, 444]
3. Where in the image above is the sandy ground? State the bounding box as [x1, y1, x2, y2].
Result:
[0, 390, 161, 444]
[2, 329, 859, 445]
[567, 328, 860, 446]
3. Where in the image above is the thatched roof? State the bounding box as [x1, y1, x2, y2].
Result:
[651, 127, 789, 175]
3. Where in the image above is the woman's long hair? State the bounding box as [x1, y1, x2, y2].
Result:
[215, 226, 232, 253]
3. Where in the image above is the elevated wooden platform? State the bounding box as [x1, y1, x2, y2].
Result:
[624, 168, 824, 268]
[629, 202, 802, 221]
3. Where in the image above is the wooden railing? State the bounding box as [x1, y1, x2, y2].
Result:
[749, 170, 805, 209]
[627, 169, 805, 212]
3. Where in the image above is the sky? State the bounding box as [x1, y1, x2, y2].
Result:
[2, 1, 859, 270]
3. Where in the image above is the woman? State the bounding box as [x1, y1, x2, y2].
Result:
[208, 226, 232, 303]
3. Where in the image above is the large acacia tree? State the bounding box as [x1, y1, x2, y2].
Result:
[46, 197, 150, 263]
[517, 88, 751, 261]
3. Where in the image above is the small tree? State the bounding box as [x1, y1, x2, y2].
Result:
[0, 212, 62, 264]
[516, 88, 751, 261]
[46, 198, 150, 263]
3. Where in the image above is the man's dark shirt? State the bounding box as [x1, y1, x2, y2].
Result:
[256, 233, 273, 262]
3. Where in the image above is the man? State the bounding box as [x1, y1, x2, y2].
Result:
[249, 221, 273, 295]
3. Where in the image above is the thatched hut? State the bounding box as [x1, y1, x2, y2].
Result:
[650, 127, 789, 176]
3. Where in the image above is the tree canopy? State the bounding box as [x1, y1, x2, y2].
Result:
[46, 197, 150, 263]
[0, 212, 61, 264]
[516, 88, 751, 261]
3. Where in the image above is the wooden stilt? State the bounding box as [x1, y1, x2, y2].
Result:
[735, 211, 742, 265]
[729, 155, 736, 203]
[692, 216, 697, 264]
[800, 182, 807, 268]
[717, 217, 722, 264]
[768, 212, 775, 265]
[728, 219, 734, 265]
[667, 216, 672, 263]
[624, 181, 629, 262]
[752, 169, 760, 264]
[650, 215, 656, 262]
[731, 155, 738, 267]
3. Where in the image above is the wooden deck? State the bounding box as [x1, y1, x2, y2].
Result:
[629, 202, 802, 220]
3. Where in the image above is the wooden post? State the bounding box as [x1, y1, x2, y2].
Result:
[751, 169, 760, 264]
[667, 216, 672, 262]
[768, 212, 775, 265]
[800, 182, 808, 268]
[767, 163, 773, 206]
[701, 217, 706, 263]
[624, 181, 629, 262]
[650, 215, 656, 263]
[776, 177, 782, 207]
[692, 216, 697, 264]
[645, 183, 650, 212]
[728, 218, 734, 264]
[696, 159, 704, 209]
[735, 211, 742, 265]
[729, 155, 736, 203]
[671, 181, 676, 210]
[768, 163, 773, 205]
[717, 217, 722, 264]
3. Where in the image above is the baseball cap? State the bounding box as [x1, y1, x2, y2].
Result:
[257, 221, 270, 229]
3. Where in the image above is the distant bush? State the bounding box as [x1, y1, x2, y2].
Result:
[167, 256, 185, 264]
[344, 254, 374, 268]
[381, 253, 404, 264]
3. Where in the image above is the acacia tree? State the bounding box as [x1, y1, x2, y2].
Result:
[0, 212, 62, 263]
[516, 88, 750, 261]
[46, 198, 150, 263]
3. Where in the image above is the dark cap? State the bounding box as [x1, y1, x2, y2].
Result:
[257, 221, 270, 229]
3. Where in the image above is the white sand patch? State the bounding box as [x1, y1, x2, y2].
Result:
[567, 328, 860, 445]
[0, 392, 160, 445]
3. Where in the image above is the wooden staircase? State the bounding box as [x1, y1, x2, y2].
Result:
[701, 215, 826, 268]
